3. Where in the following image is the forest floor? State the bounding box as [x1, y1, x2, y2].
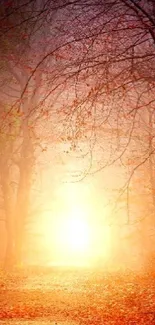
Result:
[0, 266, 155, 325]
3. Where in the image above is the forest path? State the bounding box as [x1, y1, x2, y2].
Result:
[0, 267, 155, 324]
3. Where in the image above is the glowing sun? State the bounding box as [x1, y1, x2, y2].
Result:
[59, 208, 90, 253]
[33, 181, 111, 266]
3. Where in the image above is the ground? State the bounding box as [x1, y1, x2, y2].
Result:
[0, 266, 155, 325]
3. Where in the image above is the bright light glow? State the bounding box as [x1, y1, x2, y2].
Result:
[58, 206, 90, 253]
[63, 216, 89, 252]
[30, 181, 112, 267]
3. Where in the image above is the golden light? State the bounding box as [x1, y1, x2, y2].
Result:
[31, 180, 112, 267]
[56, 205, 91, 260]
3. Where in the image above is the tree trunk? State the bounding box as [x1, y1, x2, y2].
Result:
[14, 166, 31, 265]
[148, 109, 155, 211]
[1, 167, 15, 269]
[14, 126, 34, 265]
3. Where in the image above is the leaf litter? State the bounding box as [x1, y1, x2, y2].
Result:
[0, 267, 155, 325]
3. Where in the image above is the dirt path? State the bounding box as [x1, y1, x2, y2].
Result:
[0, 267, 155, 324]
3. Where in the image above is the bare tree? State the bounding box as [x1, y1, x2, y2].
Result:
[1, 0, 155, 267]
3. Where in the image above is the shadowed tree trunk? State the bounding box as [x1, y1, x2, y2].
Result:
[148, 109, 155, 211]
[14, 132, 34, 265]
[0, 156, 14, 269]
